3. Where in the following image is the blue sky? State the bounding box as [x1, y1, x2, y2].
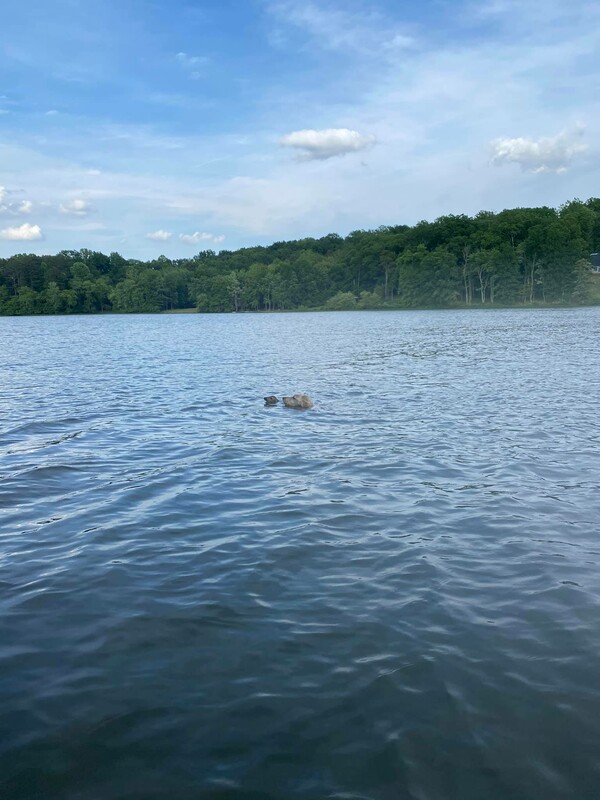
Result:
[1, 0, 599, 258]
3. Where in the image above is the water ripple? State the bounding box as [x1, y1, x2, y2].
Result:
[1, 309, 600, 799]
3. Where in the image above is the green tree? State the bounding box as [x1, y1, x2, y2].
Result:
[571, 259, 594, 304]
[44, 282, 64, 314]
[325, 291, 357, 310]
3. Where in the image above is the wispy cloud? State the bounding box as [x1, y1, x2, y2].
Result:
[176, 52, 208, 68]
[266, 0, 414, 54]
[60, 199, 93, 215]
[176, 52, 208, 79]
[0, 222, 43, 240]
[0, 187, 35, 216]
[280, 128, 375, 160]
[471, 0, 591, 26]
[490, 128, 588, 173]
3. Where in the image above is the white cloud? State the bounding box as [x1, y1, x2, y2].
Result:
[280, 128, 375, 160]
[0, 186, 8, 203]
[490, 128, 588, 173]
[60, 198, 93, 215]
[0, 222, 43, 240]
[146, 229, 173, 241]
[179, 231, 225, 245]
[17, 200, 33, 214]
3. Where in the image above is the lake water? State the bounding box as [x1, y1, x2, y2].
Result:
[1, 308, 600, 800]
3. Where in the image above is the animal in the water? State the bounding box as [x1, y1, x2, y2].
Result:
[264, 395, 279, 406]
[282, 394, 314, 409]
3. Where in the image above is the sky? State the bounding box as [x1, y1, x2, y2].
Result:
[0, 0, 599, 258]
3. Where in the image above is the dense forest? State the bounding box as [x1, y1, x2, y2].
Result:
[1, 198, 599, 315]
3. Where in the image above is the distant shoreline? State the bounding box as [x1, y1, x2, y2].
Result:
[2, 197, 599, 315]
[3, 302, 600, 320]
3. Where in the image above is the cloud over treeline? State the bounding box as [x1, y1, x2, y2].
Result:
[490, 128, 587, 173]
[147, 229, 173, 241]
[0, 222, 43, 240]
[179, 231, 225, 245]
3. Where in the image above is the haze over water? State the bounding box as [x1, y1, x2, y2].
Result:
[1, 308, 600, 800]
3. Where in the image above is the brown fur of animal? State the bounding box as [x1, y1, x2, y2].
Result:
[282, 394, 314, 409]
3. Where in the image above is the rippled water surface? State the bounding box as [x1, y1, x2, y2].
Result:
[1, 308, 600, 800]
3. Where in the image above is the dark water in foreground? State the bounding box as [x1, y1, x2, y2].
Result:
[1, 308, 600, 800]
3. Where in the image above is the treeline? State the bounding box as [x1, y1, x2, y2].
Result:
[1, 198, 599, 315]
